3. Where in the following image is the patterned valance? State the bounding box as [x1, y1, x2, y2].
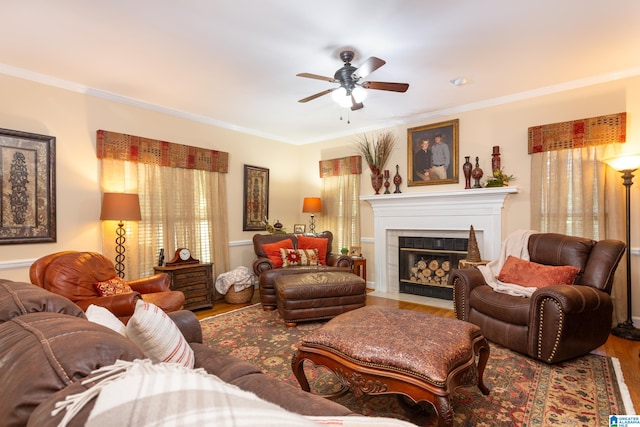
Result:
[528, 112, 626, 154]
[97, 130, 229, 173]
[319, 156, 362, 178]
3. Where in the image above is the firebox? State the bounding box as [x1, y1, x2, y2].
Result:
[398, 236, 468, 300]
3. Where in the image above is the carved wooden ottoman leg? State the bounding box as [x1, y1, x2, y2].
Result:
[434, 396, 454, 427]
[291, 350, 311, 392]
[475, 336, 490, 395]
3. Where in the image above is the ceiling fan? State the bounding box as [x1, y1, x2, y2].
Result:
[297, 50, 409, 111]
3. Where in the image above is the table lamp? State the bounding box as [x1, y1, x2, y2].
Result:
[100, 193, 142, 278]
[302, 197, 322, 234]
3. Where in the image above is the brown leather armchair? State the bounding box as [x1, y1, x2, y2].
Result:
[450, 233, 625, 363]
[30, 251, 185, 322]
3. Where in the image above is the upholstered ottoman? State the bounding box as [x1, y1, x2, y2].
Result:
[291, 306, 490, 427]
[274, 271, 366, 327]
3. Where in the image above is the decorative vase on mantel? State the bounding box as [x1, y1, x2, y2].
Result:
[383, 169, 391, 194]
[471, 156, 483, 188]
[371, 174, 383, 194]
[393, 164, 402, 193]
[463, 156, 473, 189]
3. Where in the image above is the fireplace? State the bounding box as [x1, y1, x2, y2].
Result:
[399, 236, 468, 300]
[361, 187, 516, 295]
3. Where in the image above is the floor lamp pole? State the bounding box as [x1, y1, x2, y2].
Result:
[611, 169, 640, 340]
[114, 221, 127, 279]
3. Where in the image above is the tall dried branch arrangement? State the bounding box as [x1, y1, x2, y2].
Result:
[355, 132, 397, 176]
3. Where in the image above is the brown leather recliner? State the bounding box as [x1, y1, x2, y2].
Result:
[30, 251, 185, 322]
[252, 231, 353, 310]
[450, 233, 625, 363]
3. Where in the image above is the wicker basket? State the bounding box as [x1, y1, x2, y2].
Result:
[224, 285, 255, 304]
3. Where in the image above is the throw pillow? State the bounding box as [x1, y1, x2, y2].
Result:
[297, 235, 329, 265]
[261, 239, 294, 268]
[85, 304, 126, 336]
[279, 248, 319, 267]
[126, 299, 195, 368]
[496, 256, 580, 288]
[94, 277, 133, 297]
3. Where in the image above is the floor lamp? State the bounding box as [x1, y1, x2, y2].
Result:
[100, 193, 142, 279]
[302, 197, 322, 234]
[603, 154, 640, 341]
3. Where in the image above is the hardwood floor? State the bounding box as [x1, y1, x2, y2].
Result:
[196, 291, 640, 413]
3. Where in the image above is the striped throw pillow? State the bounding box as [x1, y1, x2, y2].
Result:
[126, 300, 195, 368]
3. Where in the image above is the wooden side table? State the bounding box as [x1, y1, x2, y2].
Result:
[352, 257, 366, 282]
[154, 263, 213, 311]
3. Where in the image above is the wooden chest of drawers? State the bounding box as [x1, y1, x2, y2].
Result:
[154, 263, 213, 311]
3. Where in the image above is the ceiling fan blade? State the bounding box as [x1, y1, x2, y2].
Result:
[350, 94, 364, 111]
[298, 89, 334, 103]
[296, 72, 336, 82]
[362, 81, 409, 92]
[357, 57, 386, 78]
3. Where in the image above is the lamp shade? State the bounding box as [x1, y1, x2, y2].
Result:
[602, 153, 640, 171]
[302, 197, 322, 213]
[100, 193, 142, 221]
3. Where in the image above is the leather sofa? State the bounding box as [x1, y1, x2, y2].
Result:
[252, 231, 353, 309]
[29, 251, 185, 323]
[0, 279, 352, 426]
[450, 232, 625, 363]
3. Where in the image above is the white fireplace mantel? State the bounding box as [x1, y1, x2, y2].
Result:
[360, 187, 517, 293]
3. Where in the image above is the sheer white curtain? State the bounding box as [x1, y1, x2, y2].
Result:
[101, 159, 229, 279]
[321, 173, 360, 251]
[530, 145, 626, 323]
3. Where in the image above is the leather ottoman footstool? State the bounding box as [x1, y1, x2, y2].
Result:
[274, 271, 366, 327]
[291, 306, 490, 427]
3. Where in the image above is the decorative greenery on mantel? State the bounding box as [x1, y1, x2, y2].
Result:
[485, 168, 516, 187]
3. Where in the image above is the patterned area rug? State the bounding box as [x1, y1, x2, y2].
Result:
[200, 304, 629, 426]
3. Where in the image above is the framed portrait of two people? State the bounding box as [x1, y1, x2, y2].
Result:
[407, 119, 459, 186]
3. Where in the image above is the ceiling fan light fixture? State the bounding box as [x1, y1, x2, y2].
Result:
[331, 87, 352, 108]
[352, 86, 367, 103]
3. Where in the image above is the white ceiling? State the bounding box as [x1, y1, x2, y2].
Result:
[3, 1, 640, 145]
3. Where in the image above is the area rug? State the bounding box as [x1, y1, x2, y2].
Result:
[200, 304, 631, 426]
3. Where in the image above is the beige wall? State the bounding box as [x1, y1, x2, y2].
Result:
[1, 71, 639, 319]
[0, 73, 304, 280]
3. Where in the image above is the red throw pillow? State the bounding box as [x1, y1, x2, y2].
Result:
[261, 239, 294, 268]
[297, 235, 329, 265]
[94, 277, 133, 296]
[496, 256, 580, 288]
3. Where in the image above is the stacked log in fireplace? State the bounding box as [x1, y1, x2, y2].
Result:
[399, 236, 468, 300]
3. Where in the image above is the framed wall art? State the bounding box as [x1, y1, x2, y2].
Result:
[293, 224, 306, 234]
[0, 128, 56, 244]
[407, 119, 459, 186]
[243, 164, 269, 231]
